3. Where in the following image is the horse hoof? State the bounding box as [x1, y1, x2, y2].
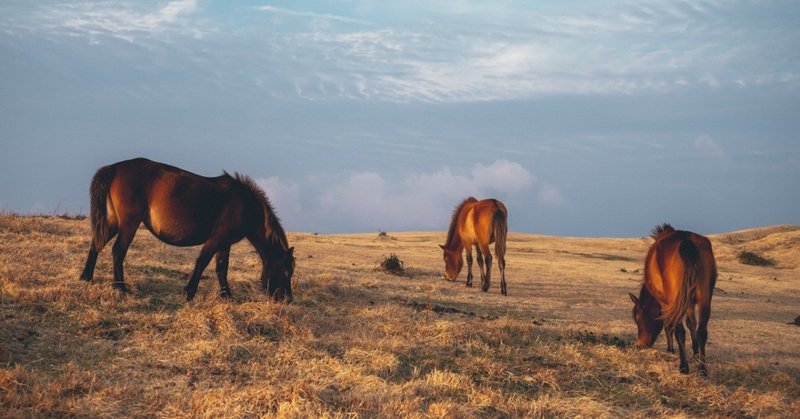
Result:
[220, 291, 232, 299]
[113, 282, 127, 293]
[679, 365, 689, 374]
[466, 282, 473, 288]
[79, 276, 92, 283]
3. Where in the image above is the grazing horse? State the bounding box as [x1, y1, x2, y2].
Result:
[629, 224, 717, 375]
[79, 158, 295, 302]
[440, 197, 508, 295]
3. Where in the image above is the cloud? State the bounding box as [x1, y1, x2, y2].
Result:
[24, 0, 201, 43]
[257, 6, 371, 26]
[694, 135, 728, 160]
[256, 176, 303, 226]
[316, 160, 547, 231]
[471, 159, 535, 192]
[538, 182, 565, 207]
[268, 0, 799, 102]
[6, 0, 796, 103]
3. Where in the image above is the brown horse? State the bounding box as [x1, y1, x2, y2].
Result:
[629, 224, 717, 375]
[79, 158, 295, 302]
[440, 197, 508, 295]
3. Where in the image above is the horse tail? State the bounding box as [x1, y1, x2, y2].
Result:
[492, 204, 508, 262]
[661, 238, 700, 328]
[89, 165, 115, 250]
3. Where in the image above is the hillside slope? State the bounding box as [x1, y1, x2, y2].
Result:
[1, 215, 799, 417]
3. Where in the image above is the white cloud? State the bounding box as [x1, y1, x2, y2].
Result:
[538, 182, 565, 207]
[7, 0, 796, 102]
[267, 0, 799, 102]
[694, 135, 728, 160]
[471, 159, 535, 192]
[27, 0, 200, 43]
[257, 6, 371, 26]
[256, 176, 303, 226]
[316, 160, 546, 231]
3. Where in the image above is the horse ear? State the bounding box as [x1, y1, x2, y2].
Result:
[629, 293, 639, 304]
[439, 244, 446, 250]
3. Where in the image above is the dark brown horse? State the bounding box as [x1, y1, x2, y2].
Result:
[440, 197, 508, 295]
[629, 224, 717, 375]
[79, 158, 295, 302]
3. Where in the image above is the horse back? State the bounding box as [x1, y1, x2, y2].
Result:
[645, 230, 716, 306]
[108, 158, 244, 246]
[462, 199, 505, 246]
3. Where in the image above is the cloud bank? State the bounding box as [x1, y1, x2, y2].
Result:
[258, 160, 556, 232]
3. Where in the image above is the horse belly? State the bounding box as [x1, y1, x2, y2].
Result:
[145, 203, 210, 247]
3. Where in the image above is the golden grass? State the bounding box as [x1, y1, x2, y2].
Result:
[1, 214, 799, 417]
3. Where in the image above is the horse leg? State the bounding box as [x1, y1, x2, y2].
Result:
[215, 246, 232, 299]
[686, 304, 699, 357]
[480, 243, 492, 293]
[465, 246, 474, 287]
[696, 301, 712, 376]
[475, 247, 485, 286]
[665, 324, 675, 353]
[80, 226, 118, 282]
[111, 225, 138, 293]
[497, 246, 507, 296]
[674, 323, 689, 374]
[184, 241, 219, 301]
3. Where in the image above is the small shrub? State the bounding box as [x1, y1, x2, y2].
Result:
[738, 251, 776, 267]
[380, 254, 405, 276]
[56, 213, 87, 220]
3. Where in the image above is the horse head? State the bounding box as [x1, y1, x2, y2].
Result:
[439, 244, 463, 280]
[263, 247, 295, 303]
[629, 292, 663, 348]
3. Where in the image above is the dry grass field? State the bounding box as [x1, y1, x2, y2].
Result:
[1, 214, 799, 417]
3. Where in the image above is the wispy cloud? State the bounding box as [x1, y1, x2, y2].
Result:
[694, 135, 728, 160]
[21, 0, 201, 43]
[269, 0, 799, 102]
[257, 5, 371, 26]
[3, 0, 797, 103]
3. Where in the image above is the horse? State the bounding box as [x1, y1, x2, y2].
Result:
[79, 158, 295, 302]
[629, 223, 717, 375]
[440, 197, 508, 295]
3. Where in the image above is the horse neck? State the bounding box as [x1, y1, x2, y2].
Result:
[265, 229, 289, 258]
[250, 213, 289, 261]
[445, 203, 472, 252]
[444, 233, 464, 252]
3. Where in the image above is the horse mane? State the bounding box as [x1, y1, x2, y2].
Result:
[650, 223, 675, 240]
[444, 197, 477, 248]
[231, 173, 289, 250]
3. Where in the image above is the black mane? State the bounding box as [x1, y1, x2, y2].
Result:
[233, 173, 289, 250]
[650, 223, 676, 240]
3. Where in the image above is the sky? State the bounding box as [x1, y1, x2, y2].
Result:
[1, 0, 798, 237]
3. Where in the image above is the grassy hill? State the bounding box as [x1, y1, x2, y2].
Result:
[1, 214, 799, 417]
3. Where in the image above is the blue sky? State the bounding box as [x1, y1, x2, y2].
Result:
[1, 0, 798, 236]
